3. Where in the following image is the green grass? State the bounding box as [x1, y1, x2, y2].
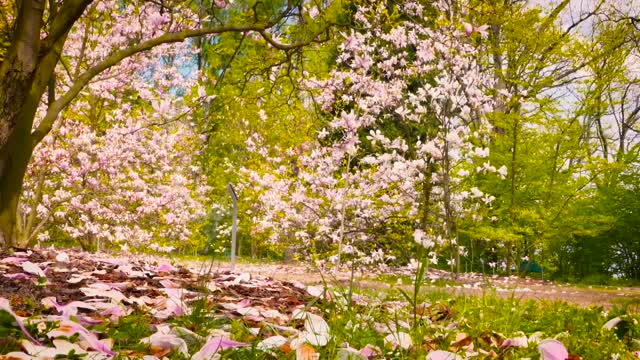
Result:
[292, 285, 640, 359]
[153, 281, 638, 359]
[5, 283, 638, 359]
[102, 311, 154, 351]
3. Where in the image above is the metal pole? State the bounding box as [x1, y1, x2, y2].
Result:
[231, 200, 237, 271]
[227, 183, 238, 272]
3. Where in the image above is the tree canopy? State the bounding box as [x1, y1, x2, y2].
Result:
[0, 0, 638, 282]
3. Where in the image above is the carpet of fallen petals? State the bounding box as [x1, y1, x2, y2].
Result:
[0, 248, 638, 359]
[0, 248, 319, 359]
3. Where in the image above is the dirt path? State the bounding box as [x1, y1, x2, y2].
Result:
[183, 260, 640, 308]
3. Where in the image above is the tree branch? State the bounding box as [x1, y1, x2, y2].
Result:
[39, 0, 92, 55]
[32, 22, 277, 144]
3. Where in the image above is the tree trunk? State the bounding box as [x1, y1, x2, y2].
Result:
[0, 119, 36, 249]
[0, 76, 41, 249]
[0, 0, 47, 249]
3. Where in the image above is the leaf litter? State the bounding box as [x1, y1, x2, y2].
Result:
[0, 248, 315, 359]
[0, 248, 634, 359]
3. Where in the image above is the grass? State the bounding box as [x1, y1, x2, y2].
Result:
[102, 311, 154, 350]
[4, 285, 639, 359]
[3, 256, 640, 359]
[292, 284, 640, 359]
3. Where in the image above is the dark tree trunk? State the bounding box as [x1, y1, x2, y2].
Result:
[0, 0, 46, 248]
[0, 0, 91, 248]
[0, 78, 40, 248]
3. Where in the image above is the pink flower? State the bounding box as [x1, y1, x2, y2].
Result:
[192, 337, 249, 360]
[41, 297, 96, 318]
[156, 262, 176, 273]
[47, 320, 115, 355]
[475, 24, 489, 37]
[538, 339, 568, 360]
[501, 335, 528, 348]
[3, 273, 31, 280]
[463, 22, 473, 36]
[360, 344, 380, 357]
[462, 22, 489, 37]
[1, 257, 29, 265]
[427, 350, 463, 360]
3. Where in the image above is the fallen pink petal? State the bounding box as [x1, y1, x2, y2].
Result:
[192, 337, 250, 360]
[538, 339, 569, 360]
[47, 320, 115, 355]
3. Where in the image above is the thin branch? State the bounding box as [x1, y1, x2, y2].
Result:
[32, 22, 276, 145]
[213, 33, 246, 89]
[39, 0, 92, 55]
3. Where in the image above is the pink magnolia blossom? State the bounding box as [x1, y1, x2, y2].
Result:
[242, 0, 498, 268]
[47, 319, 115, 355]
[538, 339, 569, 360]
[192, 337, 250, 360]
[19, 2, 210, 251]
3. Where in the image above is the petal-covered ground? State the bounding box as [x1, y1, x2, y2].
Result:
[0, 248, 318, 359]
[0, 248, 638, 359]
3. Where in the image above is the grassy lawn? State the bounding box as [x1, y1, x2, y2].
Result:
[2, 250, 640, 359]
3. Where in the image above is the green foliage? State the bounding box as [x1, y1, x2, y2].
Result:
[172, 298, 229, 335]
[103, 312, 154, 350]
[189, 0, 344, 257]
[0, 310, 22, 353]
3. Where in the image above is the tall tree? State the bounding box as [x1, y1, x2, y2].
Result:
[243, 0, 500, 269]
[0, 0, 334, 248]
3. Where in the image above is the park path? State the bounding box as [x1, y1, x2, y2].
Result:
[182, 259, 640, 308]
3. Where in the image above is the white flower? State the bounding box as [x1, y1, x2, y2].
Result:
[470, 187, 483, 198]
[497, 165, 508, 178]
[474, 147, 489, 158]
[318, 128, 329, 139]
[413, 229, 434, 249]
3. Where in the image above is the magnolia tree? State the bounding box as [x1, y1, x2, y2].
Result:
[0, 0, 333, 248]
[20, 118, 209, 251]
[9, 3, 217, 251]
[243, 0, 504, 270]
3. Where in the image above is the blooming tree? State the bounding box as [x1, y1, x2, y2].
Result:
[12, 3, 218, 250]
[0, 0, 332, 248]
[20, 118, 209, 251]
[243, 0, 503, 269]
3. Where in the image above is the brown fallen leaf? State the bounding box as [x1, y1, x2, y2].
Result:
[297, 343, 320, 360]
[280, 342, 293, 354]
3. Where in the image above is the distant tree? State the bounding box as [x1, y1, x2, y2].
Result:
[244, 0, 501, 269]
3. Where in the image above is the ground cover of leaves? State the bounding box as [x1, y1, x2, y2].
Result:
[0, 248, 639, 359]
